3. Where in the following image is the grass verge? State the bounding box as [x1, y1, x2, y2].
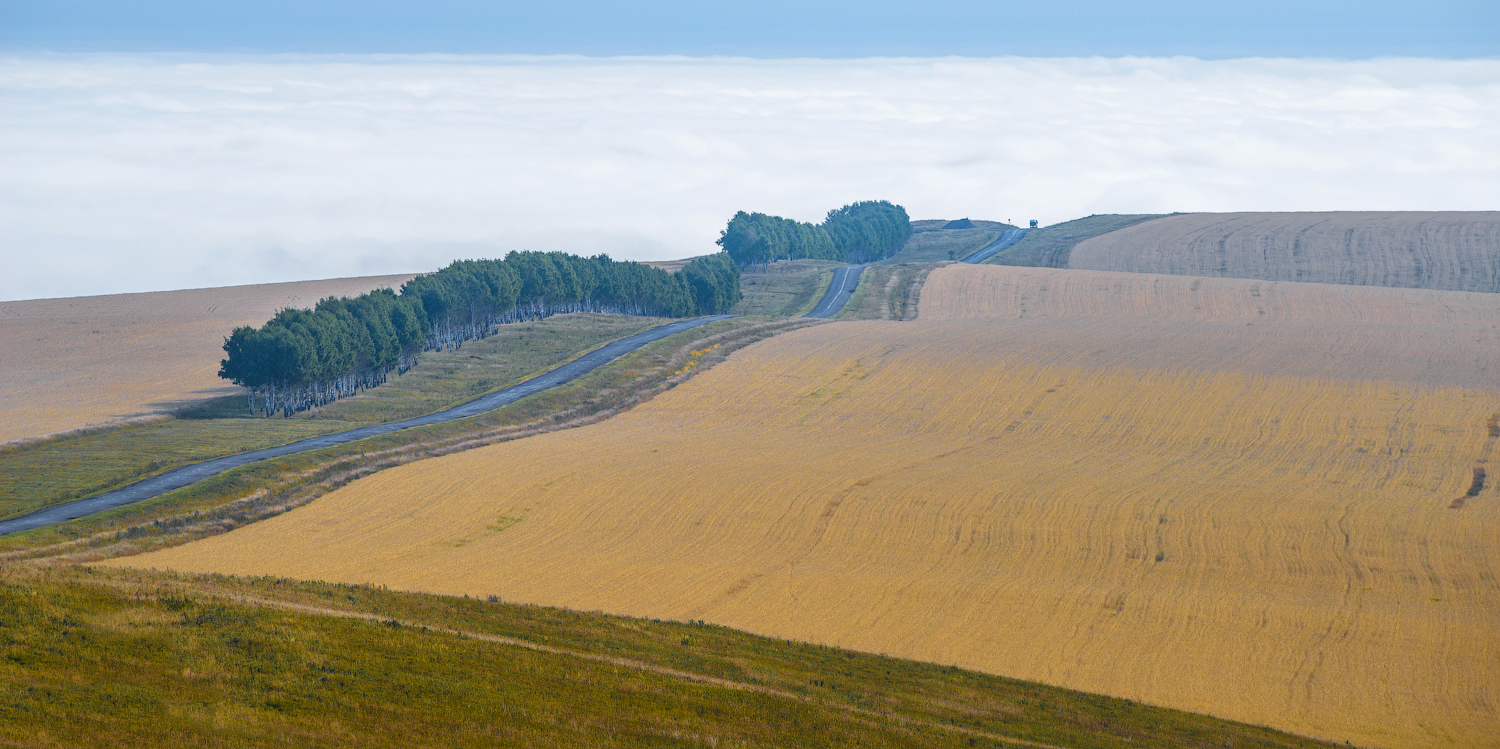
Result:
[837, 264, 942, 321]
[0, 564, 1340, 749]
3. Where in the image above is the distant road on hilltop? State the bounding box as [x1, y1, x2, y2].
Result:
[961, 227, 1031, 264]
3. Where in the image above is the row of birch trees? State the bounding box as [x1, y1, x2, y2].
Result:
[219, 251, 741, 417]
[716, 200, 912, 268]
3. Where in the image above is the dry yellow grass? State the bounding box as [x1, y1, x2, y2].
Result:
[1069, 211, 1500, 293]
[118, 265, 1500, 749]
[0, 275, 415, 443]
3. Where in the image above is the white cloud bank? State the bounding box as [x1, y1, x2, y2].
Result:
[2, 54, 1497, 300]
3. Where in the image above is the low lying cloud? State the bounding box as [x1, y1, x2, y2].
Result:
[2, 54, 1496, 300]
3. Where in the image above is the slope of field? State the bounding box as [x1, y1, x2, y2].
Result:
[118, 266, 1500, 749]
[990, 214, 1165, 267]
[1068, 211, 1500, 292]
[0, 275, 415, 444]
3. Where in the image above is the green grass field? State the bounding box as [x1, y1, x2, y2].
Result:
[0, 315, 661, 524]
[731, 260, 843, 317]
[0, 565, 1338, 749]
[987, 215, 1167, 267]
[885, 229, 1001, 264]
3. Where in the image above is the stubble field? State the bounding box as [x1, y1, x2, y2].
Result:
[0, 275, 415, 444]
[1067, 211, 1500, 293]
[117, 265, 1500, 749]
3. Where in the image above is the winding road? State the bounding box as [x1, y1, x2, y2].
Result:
[0, 315, 737, 536]
[961, 227, 1031, 264]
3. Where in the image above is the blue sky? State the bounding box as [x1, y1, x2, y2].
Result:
[3, 0, 1496, 58]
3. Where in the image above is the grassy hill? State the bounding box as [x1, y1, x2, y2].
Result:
[1, 564, 1336, 748]
[893, 220, 1020, 264]
[730, 260, 845, 317]
[1067, 211, 1500, 292]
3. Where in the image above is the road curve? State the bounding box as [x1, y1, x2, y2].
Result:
[804, 264, 867, 319]
[961, 227, 1030, 264]
[0, 315, 736, 536]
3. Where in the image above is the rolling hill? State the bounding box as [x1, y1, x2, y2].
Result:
[0, 275, 416, 444]
[114, 264, 1500, 749]
[1067, 211, 1500, 292]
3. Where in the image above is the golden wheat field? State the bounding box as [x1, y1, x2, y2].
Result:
[0, 275, 415, 444]
[119, 265, 1500, 749]
[1069, 211, 1500, 293]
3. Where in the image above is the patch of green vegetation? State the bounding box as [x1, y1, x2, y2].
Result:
[731, 259, 844, 317]
[909, 219, 1012, 233]
[0, 318, 806, 556]
[0, 315, 661, 523]
[988, 214, 1167, 268]
[838, 265, 936, 321]
[0, 565, 1338, 749]
[885, 229, 1002, 264]
[0, 420, 344, 523]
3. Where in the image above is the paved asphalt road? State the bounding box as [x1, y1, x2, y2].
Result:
[804, 264, 868, 319]
[0, 314, 736, 536]
[961, 227, 1031, 264]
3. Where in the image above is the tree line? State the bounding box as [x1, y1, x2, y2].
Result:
[219, 251, 741, 417]
[716, 200, 912, 268]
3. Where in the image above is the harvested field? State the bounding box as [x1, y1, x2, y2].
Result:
[0, 275, 415, 444]
[1068, 211, 1500, 292]
[118, 265, 1500, 749]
